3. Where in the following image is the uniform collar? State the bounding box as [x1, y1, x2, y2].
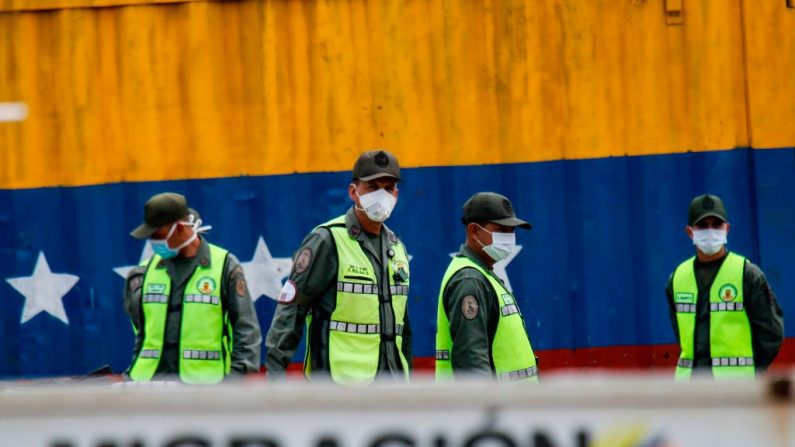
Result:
[344, 207, 397, 245]
[458, 244, 492, 271]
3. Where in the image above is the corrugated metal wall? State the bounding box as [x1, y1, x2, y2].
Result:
[4, 0, 793, 189]
[0, 0, 793, 378]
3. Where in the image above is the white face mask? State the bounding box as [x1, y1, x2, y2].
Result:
[476, 224, 516, 262]
[692, 228, 727, 256]
[149, 216, 212, 259]
[356, 188, 397, 223]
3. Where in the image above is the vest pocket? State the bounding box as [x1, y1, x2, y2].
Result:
[329, 331, 380, 384]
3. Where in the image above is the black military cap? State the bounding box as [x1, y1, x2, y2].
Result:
[461, 192, 532, 230]
[352, 149, 401, 182]
[688, 194, 728, 226]
[130, 192, 191, 239]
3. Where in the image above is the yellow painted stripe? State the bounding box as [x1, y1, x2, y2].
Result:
[742, 0, 795, 149]
[0, 0, 789, 190]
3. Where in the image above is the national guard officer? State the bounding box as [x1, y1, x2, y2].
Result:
[124, 192, 262, 383]
[265, 150, 412, 383]
[667, 194, 783, 379]
[436, 192, 538, 382]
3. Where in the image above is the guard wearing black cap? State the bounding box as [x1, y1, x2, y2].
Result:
[667, 194, 783, 379]
[435, 192, 538, 382]
[265, 150, 412, 383]
[123, 192, 262, 383]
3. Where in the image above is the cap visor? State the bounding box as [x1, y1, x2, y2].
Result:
[490, 216, 532, 230]
[357, 172, 401, 182]
[130, 223, 158, 239]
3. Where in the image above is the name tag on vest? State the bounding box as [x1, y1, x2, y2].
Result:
[146, 284, 167, 294]
[675, 292, 694, 303]
[347, 264, 370, 276]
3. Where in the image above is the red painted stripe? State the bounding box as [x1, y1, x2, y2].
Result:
[275, 338, 795, 377]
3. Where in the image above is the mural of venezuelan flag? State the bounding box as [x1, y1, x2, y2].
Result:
[0, 0, 793, 378]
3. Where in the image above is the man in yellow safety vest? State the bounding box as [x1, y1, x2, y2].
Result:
[124, 192, 261, 383]
[668, 194, 783, 379]
[265, 150, 412, 383]
[436, 192, 538, 382]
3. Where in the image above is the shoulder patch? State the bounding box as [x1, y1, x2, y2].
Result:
[236, 279, 248, 297]
[293, 247, 313, 274]
[128, 275, 143, 292]
[461, 295, 480, 320]
[278, 280, 297, 304]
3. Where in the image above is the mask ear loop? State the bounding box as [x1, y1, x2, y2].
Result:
[179, 215, 212, 234]
[474, 224, 490, 249]
[353, 188, 366, 213]
[161, 222, 178, 241]
[195, 221, 213, 234]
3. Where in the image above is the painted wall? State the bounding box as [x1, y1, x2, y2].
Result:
[0, 0, 793, 378]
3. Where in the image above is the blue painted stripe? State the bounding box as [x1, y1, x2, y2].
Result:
[0, 147, 792, 378]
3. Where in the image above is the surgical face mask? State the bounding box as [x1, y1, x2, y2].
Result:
[476, 224, 516, 262]
[356, 188, 397, 223]
[149, 216, 212, 259]
[692, 228, 727, 256]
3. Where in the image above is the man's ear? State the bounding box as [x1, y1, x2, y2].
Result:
[348, 183, 358, 202]
[466, 222, 478, 237]
[684, 225, 693, 240]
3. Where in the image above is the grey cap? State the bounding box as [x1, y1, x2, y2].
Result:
[352, 149, 401, 181]
[688, 194, 728, 226]
[130, 192, 191, 239]
[461, 192, 532, 230]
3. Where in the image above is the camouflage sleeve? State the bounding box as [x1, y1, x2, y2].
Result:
[265, 228, 337, 377]
[224, 254, 263, 375]
[443, 268, 499, 377]
[123, 266, 146, 373]
[744, 260, 784, 372]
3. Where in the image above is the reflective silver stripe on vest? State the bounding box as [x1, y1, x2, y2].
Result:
[677, 358, 693, 368]
[336, 282, 377, 295]
[389, 285, 409, 296]
[329, 320, 404, 336]
[182, 350, 221, 360]
[334, 283, 409, 296]
[709, 302, 744, 312]
[712, 357, 754, 367]
[184, 294, 220, 305]
[675, 303, 696, 313]
[139, 349, 160, 359]
[436, 350, 450, 360]
[499, 366, 538, 381]
[143, 294, 168, 304]
[501, 304, 519, 316]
